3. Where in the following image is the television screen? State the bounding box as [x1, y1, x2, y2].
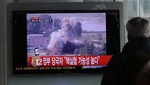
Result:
[13, 10, 120, 74]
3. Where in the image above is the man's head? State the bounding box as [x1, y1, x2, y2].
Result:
[126, 17, 150, 41]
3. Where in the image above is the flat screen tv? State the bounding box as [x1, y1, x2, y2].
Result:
[13, 10, 120, 74]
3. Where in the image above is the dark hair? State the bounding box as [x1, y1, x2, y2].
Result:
[126, 17, 150, 40]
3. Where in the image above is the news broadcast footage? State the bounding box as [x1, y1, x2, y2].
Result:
[26, 13, 111, 69]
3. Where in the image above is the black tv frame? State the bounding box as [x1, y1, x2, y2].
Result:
[12, 10, 120, 74]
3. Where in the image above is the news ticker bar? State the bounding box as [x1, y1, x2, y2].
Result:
[27, 55, 112, 67]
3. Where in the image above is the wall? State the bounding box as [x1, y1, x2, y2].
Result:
[2, 1, 123, 85]
[0, 0, 5, 85]
[8, 74, 102, 85]
[19, 0, 83, 2]
[0, 0, 12, 84]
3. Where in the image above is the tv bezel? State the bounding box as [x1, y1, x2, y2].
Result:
[12, 10, 120, 74]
